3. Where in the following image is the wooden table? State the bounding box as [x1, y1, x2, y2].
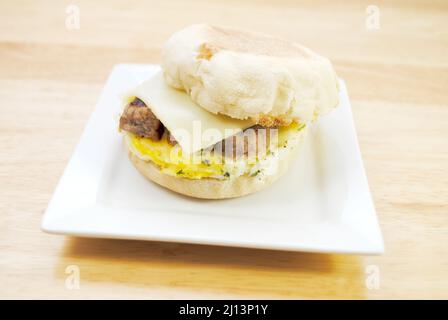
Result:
[0, 0, 447, 299]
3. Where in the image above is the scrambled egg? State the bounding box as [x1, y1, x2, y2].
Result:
[127, 123, 305, 180]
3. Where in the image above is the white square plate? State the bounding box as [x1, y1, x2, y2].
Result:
[41, 64, 384, 254]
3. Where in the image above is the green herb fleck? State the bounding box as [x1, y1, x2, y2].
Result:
[297, 123, 306, 131]
[176, 169, 184, 175]
[223, 172, 230, 178]
[251, 170, 261, 177]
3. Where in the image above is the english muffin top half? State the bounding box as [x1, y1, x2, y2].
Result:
[162, 24, 340, 127]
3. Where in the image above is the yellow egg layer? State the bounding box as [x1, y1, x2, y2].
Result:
[127, 122, 304, 180]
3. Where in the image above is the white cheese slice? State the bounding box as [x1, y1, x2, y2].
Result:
[125, 69, 255, 154]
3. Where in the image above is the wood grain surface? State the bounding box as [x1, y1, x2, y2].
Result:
[0, 0, 447, 299]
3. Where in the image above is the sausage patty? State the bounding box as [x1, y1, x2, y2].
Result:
[119, 98, 273, 157]
[119, 98, 164, 140]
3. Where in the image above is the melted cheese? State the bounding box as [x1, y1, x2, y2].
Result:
[125, 69, 255, 154]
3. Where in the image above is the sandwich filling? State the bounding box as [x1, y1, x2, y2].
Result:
[119, 98, 306, 180]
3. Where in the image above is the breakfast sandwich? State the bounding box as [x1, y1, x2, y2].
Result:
[119, 24, 339, 199]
